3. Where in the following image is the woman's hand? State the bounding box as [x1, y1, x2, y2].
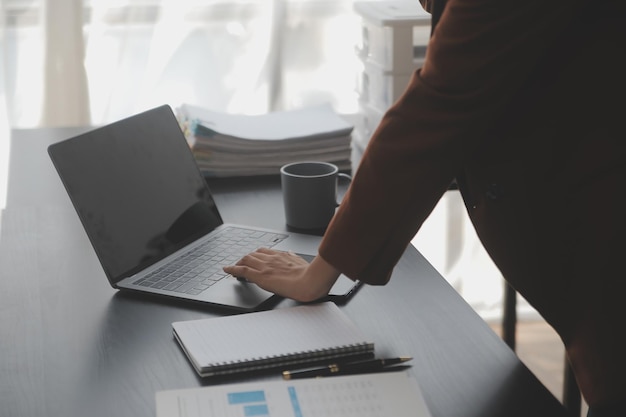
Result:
[223, 248, 341, 302]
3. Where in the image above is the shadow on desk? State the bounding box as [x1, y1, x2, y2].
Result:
[110, 286, 284, 316]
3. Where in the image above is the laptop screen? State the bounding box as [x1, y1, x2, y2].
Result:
[49, 105, 223, 283]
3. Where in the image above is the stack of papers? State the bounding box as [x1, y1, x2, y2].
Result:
[176, 103, 354, 178]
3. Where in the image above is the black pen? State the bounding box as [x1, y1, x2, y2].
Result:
[282, 356, 412, 380]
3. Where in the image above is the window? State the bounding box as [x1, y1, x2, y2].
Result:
[1, 0, 361, 127]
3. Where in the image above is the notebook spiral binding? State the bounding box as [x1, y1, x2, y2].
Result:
[206, 342, 375, 376]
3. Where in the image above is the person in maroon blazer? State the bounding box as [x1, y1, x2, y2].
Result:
[225, 0, 626, 414]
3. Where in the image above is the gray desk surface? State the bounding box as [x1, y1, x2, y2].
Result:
[0, 127, 568, 417]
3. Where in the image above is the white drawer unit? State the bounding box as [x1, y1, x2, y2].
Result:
[352, 99, 385, 151]
[357, 58, 424, 112]
[354, 1, 431, 73]
[353, 1, 431, 149]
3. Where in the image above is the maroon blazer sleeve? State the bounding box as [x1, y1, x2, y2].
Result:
[318, 0, 586, 284]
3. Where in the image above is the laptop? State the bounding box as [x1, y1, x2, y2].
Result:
[48, 104, 361, 312]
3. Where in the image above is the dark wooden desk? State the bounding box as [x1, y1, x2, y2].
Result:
[0, 127, 568, 417]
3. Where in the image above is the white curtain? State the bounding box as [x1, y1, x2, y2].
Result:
[0, 0, 360, 128]
[41, 0, 90, 126]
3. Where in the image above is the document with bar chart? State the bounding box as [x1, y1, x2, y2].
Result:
[156, 372, 432, 417]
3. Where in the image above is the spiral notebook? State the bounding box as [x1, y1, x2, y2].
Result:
[172, 302, 375, 377]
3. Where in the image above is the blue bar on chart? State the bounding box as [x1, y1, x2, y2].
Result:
[227, 390, 270, 417]
[288, 387, 303, 417]
[227, 391, 266, 404]
[243, 404, 270, 416]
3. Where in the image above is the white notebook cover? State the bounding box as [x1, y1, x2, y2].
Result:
[172, 302, 375, 377]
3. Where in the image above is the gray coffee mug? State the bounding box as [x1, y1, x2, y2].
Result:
[280, 161, 352, 231]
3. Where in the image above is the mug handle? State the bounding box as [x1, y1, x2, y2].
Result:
[336, 172, 352, 206]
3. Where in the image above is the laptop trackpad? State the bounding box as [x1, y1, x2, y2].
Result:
[205, 277, 276, 310]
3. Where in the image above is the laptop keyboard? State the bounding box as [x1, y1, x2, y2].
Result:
[132, 226, 287, 295]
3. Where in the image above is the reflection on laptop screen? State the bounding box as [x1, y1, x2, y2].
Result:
[49, 105, 222, 282]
